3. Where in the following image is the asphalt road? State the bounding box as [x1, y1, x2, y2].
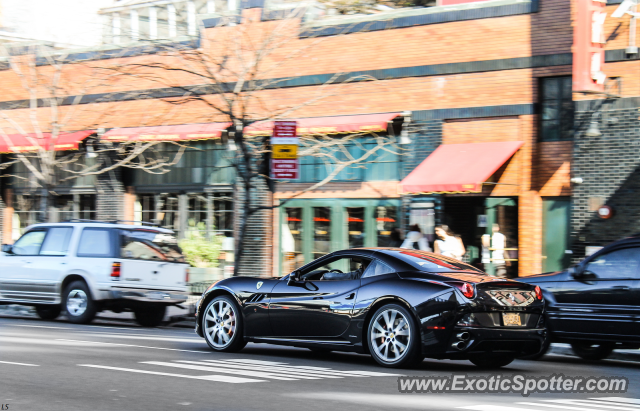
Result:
[1, 315, 640, 411]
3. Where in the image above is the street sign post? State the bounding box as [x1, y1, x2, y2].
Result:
[271, 121, 299, 180]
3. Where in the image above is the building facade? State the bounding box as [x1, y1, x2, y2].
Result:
[0, 0, 636, 278]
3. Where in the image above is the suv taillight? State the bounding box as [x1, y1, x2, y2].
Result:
[185, 268, 190, 284]
[111, 262, 121, 280]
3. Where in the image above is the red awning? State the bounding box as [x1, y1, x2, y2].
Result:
[102, 123, 232, 142]
[244, 113, 402, 136]
[0, 130, 95, 153]
[400, 141, 524, 194]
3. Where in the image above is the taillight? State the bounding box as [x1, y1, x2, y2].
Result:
[185, 268, 190, 284]
[535, 285, 543, 300]
[461, 283, 475, 299]
[110, 262, 121, 280]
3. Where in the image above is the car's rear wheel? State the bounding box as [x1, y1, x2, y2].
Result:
[202, 295, 246, 352]
[35, 305, 61, 321]
[571, 342, 615, 361]
[469, 355, 515, 369]
[367, 304, 422, 368]
[134, 305, 166, 327]
[64, 281, 97, 324]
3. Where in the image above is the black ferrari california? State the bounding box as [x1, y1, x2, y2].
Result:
[195, 248, 546, 368]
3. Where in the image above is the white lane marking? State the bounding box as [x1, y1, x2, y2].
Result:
[0, 360, 39, 367]
[199, 360, 393, 378]
[460, 406, 537, 411]
[143, 361, 311, 381]
[518, 402, 630, 411]
[86, 334, 203, 343]
[594, 399, 640, 406]
[78, 364, 262, 383]
[542, 399, 640, 410]
[219, 359, 403, 376]
[56, 339, 210, 354]
[12, 324, 72, 330]
[177, 360, 336, 379]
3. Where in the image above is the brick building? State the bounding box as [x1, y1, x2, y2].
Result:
[0, 0, 635, 277]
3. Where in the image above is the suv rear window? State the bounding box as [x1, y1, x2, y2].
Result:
[120, 230, 185, 263]
[77, 228, 113, 257]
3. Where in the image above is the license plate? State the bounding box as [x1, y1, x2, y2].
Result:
[502, 313, 521, 326]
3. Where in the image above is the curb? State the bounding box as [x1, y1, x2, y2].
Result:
[549, 344, 640, 362]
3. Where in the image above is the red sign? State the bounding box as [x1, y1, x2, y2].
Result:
[573, 0, 607, 93]
[272, 159, 299, 180]
[273, 121, 297, 138]
[271, 121, 299, 180]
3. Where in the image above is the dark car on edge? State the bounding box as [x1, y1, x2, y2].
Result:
[195, 248, 545, 368]
[520, 235, 640, 361]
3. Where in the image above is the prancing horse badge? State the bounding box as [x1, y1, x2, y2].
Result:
[256, 281, 263, 290]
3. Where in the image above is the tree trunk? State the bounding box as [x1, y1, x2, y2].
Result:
[38, 187, 49, 223]
[233, 178, 252, 277]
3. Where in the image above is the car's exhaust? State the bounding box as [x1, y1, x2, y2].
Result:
[451, 341, 468, 350]
[456, 332, 470, 341]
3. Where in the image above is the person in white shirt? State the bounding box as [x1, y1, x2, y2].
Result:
[400, 224, 431, 251]
[434, 224, 465, 261]
[491, 223, 510, 278]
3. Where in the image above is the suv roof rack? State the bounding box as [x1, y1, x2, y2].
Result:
[112, 220, 160, 227]
[61, 219, 111, 224]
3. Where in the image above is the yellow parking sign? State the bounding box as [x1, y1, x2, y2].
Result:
[272, 144, 298, 159]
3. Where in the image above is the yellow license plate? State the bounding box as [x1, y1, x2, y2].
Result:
[502, 313, 521, 326]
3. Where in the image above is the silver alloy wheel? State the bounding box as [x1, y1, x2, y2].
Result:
[204, 299, 237, 349]
[370, 308, 411, 363]
[66, 289, 88, 317]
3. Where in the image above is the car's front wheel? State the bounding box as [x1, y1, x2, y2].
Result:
[367, 304, 422, 368]
[571, 342, 615, 361]
[202, 295, 246, 352]
[63, 281, 97, 324]
[35, 305, 61, 321]
[134, 305, 166, 327]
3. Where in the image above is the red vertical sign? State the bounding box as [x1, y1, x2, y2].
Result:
[573, 0, 607, 93]
[271, 121, 299, 180]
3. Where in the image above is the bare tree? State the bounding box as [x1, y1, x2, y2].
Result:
[98, 9, 404, 276]
[0, 43, 191, 223]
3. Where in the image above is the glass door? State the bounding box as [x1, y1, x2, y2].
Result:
[346, 207, 365, 248]
[313, 207, 332, 259]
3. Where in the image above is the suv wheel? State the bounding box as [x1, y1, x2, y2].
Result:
[63, 281, 97, 324]
[202, 295, 246, 352]
[35, 305, 61, 321]
[367, 304, 422, 368]
[134, 305, 167, 327]
[571, 342, 615, 361]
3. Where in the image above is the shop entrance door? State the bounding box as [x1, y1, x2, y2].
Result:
[542, 198, 571, 272]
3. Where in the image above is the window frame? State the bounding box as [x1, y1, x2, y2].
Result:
[76, 228, 117, 258]
[539, 76, 574, 142]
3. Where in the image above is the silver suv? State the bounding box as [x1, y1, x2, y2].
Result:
[0, 221, 189, 326]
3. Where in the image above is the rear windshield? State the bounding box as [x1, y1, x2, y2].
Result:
[392, 250, 483, 273]
[122, 230, 185, 263]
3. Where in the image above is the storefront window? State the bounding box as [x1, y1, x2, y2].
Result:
[313, 207, 331, 259]
[282, 208, 304, 274]
[375, 206, 398, 247]
[347, 207, 365, 248]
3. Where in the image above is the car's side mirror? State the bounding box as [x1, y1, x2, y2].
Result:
[287, 270, 301, 285]
[1, 244, 13, 254]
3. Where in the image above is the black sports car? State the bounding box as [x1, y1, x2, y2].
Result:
[195, 248, 546, 368]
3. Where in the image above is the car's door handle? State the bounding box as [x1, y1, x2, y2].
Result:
[345, 293, 355, 300]
[153, 271, 159, 274]
[613, 285, 631, 291]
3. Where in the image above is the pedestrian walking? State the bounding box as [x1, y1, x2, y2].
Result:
[400, 224, 431, 251]
[434, 224, 465, 260]
[491, 223, 510, 278]
[389, 227, 404, 247]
